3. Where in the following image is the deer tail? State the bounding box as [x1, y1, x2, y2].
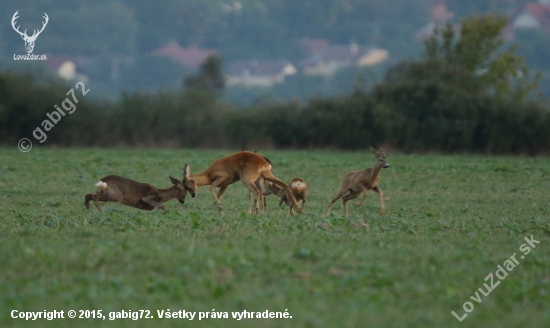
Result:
[290, 178, 306, 193]
[95, 181, 108, 192]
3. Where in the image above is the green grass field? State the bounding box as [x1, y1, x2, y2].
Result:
[1, 148, 548, 327]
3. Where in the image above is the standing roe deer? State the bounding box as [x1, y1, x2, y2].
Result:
[263, 177, 307, 214]
[84, 174, 191, 211]
[183, 151, 297, 214]
[326, 147, 389, 217]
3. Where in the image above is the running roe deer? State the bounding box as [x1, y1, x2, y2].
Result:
[263, 177, 307, 214]
[183, 151, 297, 214]
[84, 174, 190, 212]
[326, 147, 389, 217]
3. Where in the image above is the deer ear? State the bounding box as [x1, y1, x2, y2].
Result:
[183, 164, 191, 180]
[369, 146, 376, 153]
[170, 175, 181, 185]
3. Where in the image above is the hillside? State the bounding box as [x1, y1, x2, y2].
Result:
[1, 0, 549, 102]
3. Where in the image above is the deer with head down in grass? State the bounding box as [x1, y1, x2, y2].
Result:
[327, 147, 389, 217]
[84, 170, 195, 211]
[263, 177, 307, 215]
[183, 151, 297, 215]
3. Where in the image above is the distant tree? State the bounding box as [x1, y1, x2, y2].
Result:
[180, 54, 226, 141]
[183, 54, 225, 95]
[387, 14, 540, 103]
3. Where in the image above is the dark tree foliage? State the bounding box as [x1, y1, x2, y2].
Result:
[184, 55, 225, 93]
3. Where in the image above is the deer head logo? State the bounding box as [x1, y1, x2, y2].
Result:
[11, 11, 49, 54]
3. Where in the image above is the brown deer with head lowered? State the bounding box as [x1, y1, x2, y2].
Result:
[84, 171, 194, 211]
[327, 147, 389, 217]
[263, 177, 307, 215]
[183, 151, 297, 214]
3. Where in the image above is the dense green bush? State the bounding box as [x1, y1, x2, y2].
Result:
[2, 69, 549, 154]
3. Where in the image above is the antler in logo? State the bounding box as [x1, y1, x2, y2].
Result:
[11, 10, 49, 54]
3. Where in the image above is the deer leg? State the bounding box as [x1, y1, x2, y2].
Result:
[254, 178, 267, 213]
[256, 192, 265, 213]
[372, 186, 385, 213]
[248, 190, 254, 214]
[141, 195, 165, 210]
[90, 189, 124, 212]
[355, 191, 369, 207]
[248, 186, 263, 214]
[300, 199, 305, 214]
[209, 178, 228, 214]
[242, 179, 261, 214]
[216, 185, 229, 201]
[214, 185, 230, 214]
[247, 191, 255, 214]
[275, 197, 282, 215]
[288, 194, 296, 215]
[260, 193, 266, 213]
[91, 194, 104, 212]
[356, 181, 372, 206]
[85, 194, 93, 210]
[327, 188, 348, 216]
[342, 191, 361, 218]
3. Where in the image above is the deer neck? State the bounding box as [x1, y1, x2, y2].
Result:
[271, 185, 286, 197]
[363, 162, 383, 180]
[190, 173, 212, 186]
[157, 186, 178, 203]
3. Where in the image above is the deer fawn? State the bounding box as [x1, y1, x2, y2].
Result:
[84, 173, 193, 212]
[183, 151, 297, 214]
[263, 178, 307, 215]
[327, 147, 389, 217]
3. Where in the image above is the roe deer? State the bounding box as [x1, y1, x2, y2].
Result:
[263, 177, 307, 214]
[84, 174, 190, 212]
[327, 147, 389, 217]
[184, 151, 297, 214]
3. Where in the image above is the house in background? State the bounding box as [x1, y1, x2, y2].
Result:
[414, 0, 455, 41]
[299, 39, 388, 76]
[226, 60, 297, 88]
[508, 0, 550, 37]
[42, 56, 89, 82]
[414, 0, 550, 41]
[152, 41, 216, 70]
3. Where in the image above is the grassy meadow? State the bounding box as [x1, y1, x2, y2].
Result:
[0, 148, 549, 327]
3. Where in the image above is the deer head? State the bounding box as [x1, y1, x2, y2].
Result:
[370, 147, 390, 169]
[183, 164, 197, 197]
[11, 11, 49, 54]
